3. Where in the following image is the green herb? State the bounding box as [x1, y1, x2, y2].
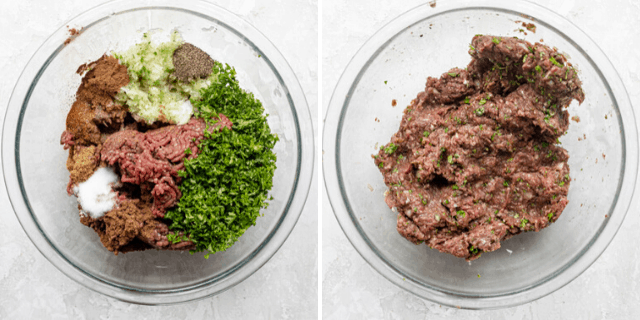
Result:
[452, 185, 459, 190]
[549, 56, 562, 67]
[457, 210, 466, 217]
[165, 62, 278, 258]
[503, 181, 509, 187]
[384, 143, 398, 154]
[535, 65, 542, 73]
[448, 72, 458, 77]
[448, 155, 454, 164]
[548, 212, 554, 221]
[464, 96, 470, 104]
[423, 131, 430, 137]
[492, 37, 501, 44]
[475, 107, 485, 116]
[379, 162, 384, 168]
[520, 218, 529, 229]
[384, 80, 388, 85]
[479, 99, 487, 105]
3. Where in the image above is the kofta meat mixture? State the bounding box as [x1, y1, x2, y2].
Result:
[374, 35, 584, 261]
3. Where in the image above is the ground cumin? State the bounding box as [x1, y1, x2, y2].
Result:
[66, 145, 99, 183]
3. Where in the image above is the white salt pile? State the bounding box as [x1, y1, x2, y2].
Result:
[73, 167, 119, 218]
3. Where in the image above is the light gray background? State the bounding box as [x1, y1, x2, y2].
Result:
[322, 0, 640, 318]
[0, 0, 317, 319]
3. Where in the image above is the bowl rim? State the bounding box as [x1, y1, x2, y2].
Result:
[2, 0, 314, 305]
[323, 0, 638, 309]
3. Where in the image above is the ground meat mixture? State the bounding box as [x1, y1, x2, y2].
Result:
[61, 51, 226, 254]
[374, 35, 584, 261]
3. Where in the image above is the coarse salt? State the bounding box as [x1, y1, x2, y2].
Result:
[73, 167, 119, 218]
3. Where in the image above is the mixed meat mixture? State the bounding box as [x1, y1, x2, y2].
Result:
[374, 35, 584, 260]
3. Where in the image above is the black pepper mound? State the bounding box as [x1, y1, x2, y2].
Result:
[172, 43, 215, 82]
[373, 35, 584, 261]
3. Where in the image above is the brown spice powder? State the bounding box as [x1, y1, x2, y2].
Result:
[64, 26, 83, 45]
[81, 200, 156, 254]
[66, 54, 129, 145]
[66, 145, 99, 183]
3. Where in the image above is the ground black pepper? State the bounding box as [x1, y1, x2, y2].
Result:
[172, 43, 215, 82]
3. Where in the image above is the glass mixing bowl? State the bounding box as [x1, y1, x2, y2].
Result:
[2, 0, 313, 304]
[324, 0, 637, 309]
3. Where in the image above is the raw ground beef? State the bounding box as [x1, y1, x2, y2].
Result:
[374, 35, 584, 261]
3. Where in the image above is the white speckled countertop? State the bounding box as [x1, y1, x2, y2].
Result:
[0, 0, 317, 319]
[322, 0, 640, 318]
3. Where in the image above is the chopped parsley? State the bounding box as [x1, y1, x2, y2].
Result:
[384, 143, 398, 154]
[492, 37, 500, 44]
[475, 107, 485, 116]
[165, 62, 279, 258]
[448, 72, 458, 77]
[479, 98, 487, 105]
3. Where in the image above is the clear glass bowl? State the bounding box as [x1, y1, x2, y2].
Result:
[324, 0, 637, 309]
[2, 0, 313, 304]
